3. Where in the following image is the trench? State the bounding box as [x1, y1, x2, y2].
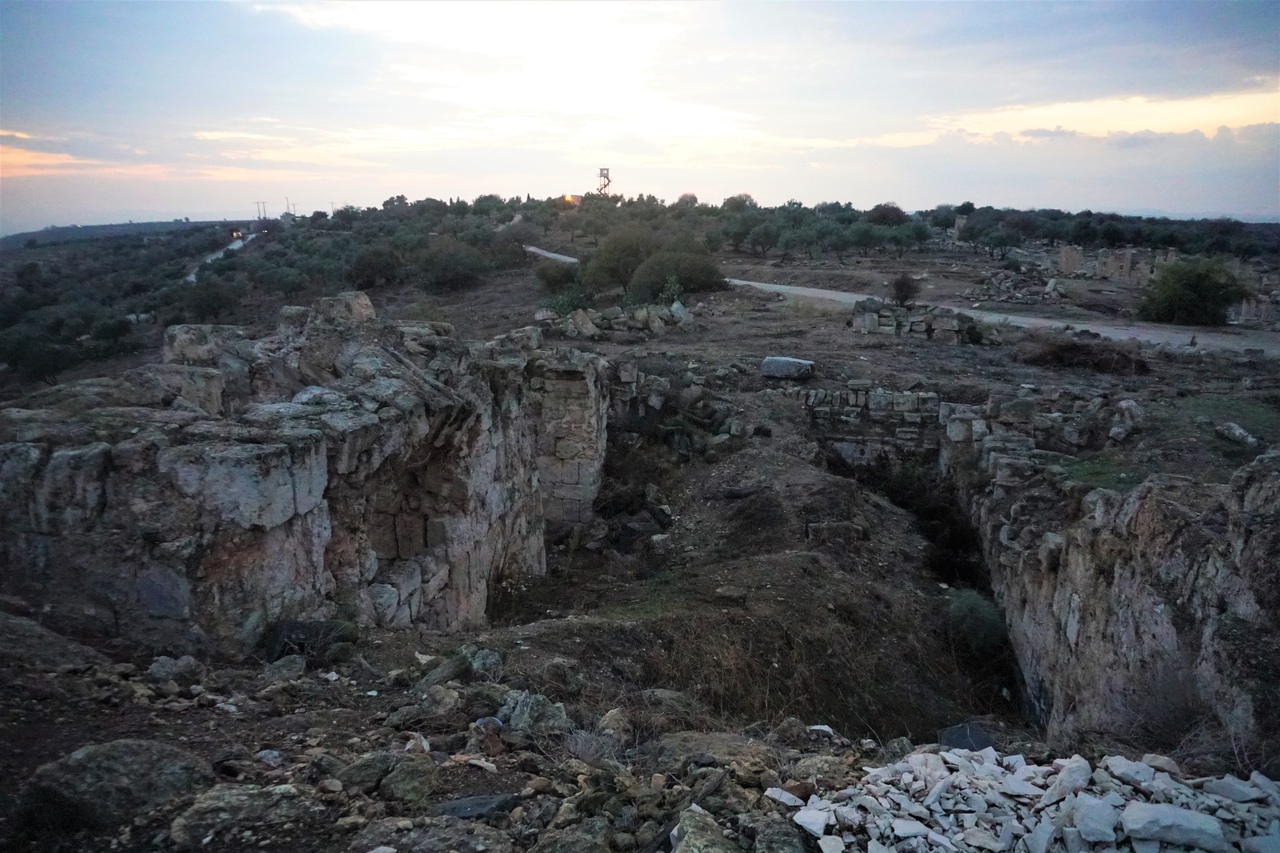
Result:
[491, 419, 1031, 746]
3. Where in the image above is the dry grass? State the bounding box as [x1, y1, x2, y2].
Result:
[1014, 330, 1149, 375]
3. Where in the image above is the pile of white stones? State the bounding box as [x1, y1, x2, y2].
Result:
[762, 747, 1279, 853]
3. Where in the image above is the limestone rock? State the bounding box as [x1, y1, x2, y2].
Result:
[336, 751, 402, 795]
[498, 690, 572, 736]
[752, 816, 810, 852]
[1120, 801, 1232, 852]
[1, 292, 609, 653]
[673, 807, 736, 852]
[19, 739, 214, 833]
[0, 611, 107, 671]
[348, 816, 514, 852]
[378, 756, 442, 801]
[1216, 421, 1259, 446]
[169, 784, 310, 847]
[760, 357, 815, 380]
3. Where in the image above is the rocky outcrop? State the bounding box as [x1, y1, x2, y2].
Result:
[0, 293, 608, 653]
[941, 400, 1279, 751]
[800, 378, 1278, 753]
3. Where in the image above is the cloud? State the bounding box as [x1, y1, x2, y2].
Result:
[1021, 128, 1079, 140]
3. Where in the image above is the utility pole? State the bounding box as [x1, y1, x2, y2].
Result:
[254, 201, 268, 219]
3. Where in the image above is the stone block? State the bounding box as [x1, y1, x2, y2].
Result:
[760, 357, 815, 380]
[893, 392, 919, 412]
[868, 390, 893, 411]
[946, 417, 974, 443]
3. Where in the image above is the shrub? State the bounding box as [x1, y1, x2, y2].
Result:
[581, 226, 662, 293]
[419, 237, 487, 292]
[1138, 258, 1249, 325]
[544, 289, 592, 315]
[348, 244, 400, 288]
[948, 590, 1008, 659]
[627, 252, 726, 303]
[890, 274, 919, 306]
[187, 282, 241, 322]
[1015, 331, 1150, 375]
[535, 260, 580, 293]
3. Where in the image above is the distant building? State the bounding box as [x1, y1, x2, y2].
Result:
[562, 194, 584, 206]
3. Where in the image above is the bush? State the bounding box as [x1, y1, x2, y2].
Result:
[581, 226, 662, 294]
[187, 282, 242, 322]
[948, 590, 1008, 659]
[544, 289, 592, 315]
[348, 244, 400, 288]
[1138, 258, 1249, 325]
[890, 274, 919, 306]
[535, 260, 580, 293]
[627, 252, 726, 303]
[1015, 331, 1150, 375]
[419, 237, 487, 292]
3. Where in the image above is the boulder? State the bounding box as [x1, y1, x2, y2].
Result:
[19, 739, 213, 833]
[673, 807, 736, 852]
[760, 357, 815, 380]
[378, 756, 442, 801]
[170, 784, 312, 847]
[0, 611, 107, 671]
[498, 690, 572, 736]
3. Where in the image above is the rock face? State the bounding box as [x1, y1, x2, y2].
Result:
[0, 293, 607, 652]
[802, 379, 1279, 752]
[954, 434, 1280, 750]
[18, 739, 214, 832]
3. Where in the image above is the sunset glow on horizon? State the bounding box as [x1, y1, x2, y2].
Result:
[1, 0, 1277, 234]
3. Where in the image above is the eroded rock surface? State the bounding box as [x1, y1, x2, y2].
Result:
[0, 292, 607, 652]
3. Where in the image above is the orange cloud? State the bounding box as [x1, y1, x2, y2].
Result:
[0, 145, 172, 179]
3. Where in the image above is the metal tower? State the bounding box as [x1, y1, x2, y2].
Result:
[598, 168, 611, 194]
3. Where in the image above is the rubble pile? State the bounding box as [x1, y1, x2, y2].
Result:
[740, 746, 1279, 853]
[536, 300, 701, 341]
[963, 270, 1064, 305]
[846, 298, 999, 345]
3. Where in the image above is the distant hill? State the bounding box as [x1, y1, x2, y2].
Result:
[0, 220, 236, 251]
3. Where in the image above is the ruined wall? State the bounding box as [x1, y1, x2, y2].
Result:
[848, 300, 980, 345]
[796, 382, 1278, 748]
[779, 385, 942, 466]
[529, 352, 610, 526]
[0, 294, 608, 653]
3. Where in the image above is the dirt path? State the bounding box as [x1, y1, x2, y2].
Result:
[525, 245, 579, 264]
[727, 278, 1280, 356]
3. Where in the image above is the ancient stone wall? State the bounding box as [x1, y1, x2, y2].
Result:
[0, 294, 608, 654]
[781, 385, 942, 465]
[847, 299, 992, 345]
[529, 352, 610, 526]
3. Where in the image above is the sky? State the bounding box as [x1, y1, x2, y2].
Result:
[1, 1, 1278, 235]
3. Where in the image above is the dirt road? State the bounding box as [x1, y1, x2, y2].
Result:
[728, 278, 1280, 356]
